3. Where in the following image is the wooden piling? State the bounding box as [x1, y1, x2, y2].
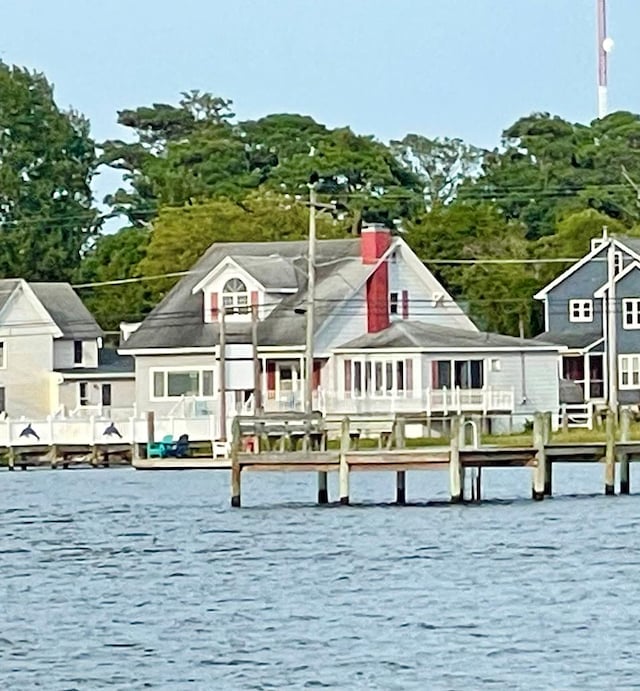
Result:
[146, 411, 155, 447]
[474, 467, 482, 503]
[604, 407, 616, 495]
[449, 416, 463, 503]
[230, 418, 241, 508]
[339, 416, 350, 505]
[395, 417, 406, 504]
[7, 447, 14, 471]
[532, 412, 546, 501]
[619, 406, 631, 495]
[543, 412, 553, 496]
[317, 471, 329, 504]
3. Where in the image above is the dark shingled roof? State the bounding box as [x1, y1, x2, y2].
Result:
[123, 238, 371, 350]
[338, 321, 558, 350]
[534, 330, 601, 350]
[56, 346, 134, 376]
[30, 282, 103, 339]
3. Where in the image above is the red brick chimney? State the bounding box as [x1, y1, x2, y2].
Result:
[361, 225, 391, 333]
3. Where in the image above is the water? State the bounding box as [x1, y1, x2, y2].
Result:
[1, 466, 639, 690]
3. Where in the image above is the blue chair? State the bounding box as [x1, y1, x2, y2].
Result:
[147, 434, 174, 458]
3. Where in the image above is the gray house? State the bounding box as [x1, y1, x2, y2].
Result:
[0, 279, 134, 419]
[121, 226, 562, 432]
[534, 230, 640, 407]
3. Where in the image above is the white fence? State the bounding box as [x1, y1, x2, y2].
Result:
[0, 415, 218, 447]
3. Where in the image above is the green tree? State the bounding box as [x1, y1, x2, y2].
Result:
[391, 134, 484, 209]
[138, 190, 350, 302]
[74, 226, 151, 330]
[0, 62, 98, 280]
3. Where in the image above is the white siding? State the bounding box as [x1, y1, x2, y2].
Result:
[54, 340, 99, 369]
[0, 289, 56, 418]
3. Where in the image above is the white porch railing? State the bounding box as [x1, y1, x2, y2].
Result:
[318, 387, 515, 416]
[558, 402, 594, 430]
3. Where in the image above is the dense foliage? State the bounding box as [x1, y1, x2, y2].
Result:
[5, 62, 640, 336]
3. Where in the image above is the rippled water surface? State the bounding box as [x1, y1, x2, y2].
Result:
[1, 465, 640, 690]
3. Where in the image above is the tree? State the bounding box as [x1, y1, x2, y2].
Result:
[137, 190, 351, 302]
[391, 134, 484, 209]
[0, 62, 98, 280]
[74, 226, 151, 330]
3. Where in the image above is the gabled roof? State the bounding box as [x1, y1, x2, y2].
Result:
[30, 283, 103, 339]
[593, 260, 640, 298]
[122, 238, 373, 351]
[336, 321, 560, 352]
[0, 279, 102, 339]
[534, 236, 640, 301]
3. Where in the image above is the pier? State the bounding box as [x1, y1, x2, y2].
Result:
[229, 408, 640, 506]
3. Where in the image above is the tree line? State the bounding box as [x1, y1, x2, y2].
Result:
[3, 60, 640, 336]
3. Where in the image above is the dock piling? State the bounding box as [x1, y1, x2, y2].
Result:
[395, 417, 406, 504]
[619, 406, 631, 495]
[317, 471, 329, 504]
[604, 407, 616, 496]
[532, 412, 547, 501]
[449, 416, 463, 503]
[543, 412, 553, 496]
[230, 418, 241, 507]
[339, 416, 350, 505]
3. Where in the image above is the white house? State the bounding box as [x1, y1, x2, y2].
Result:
[0, 279, 134, 420]
[120, 226, 561, 433]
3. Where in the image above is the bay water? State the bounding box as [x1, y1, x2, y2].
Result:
[1, 466, 639, 689]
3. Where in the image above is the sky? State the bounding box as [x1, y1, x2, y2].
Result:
[3, 0, 640, 207]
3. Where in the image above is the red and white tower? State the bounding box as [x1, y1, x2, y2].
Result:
[597, 0, 614, 118]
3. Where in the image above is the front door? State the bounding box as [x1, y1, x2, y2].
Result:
[276, 362, 300, 406]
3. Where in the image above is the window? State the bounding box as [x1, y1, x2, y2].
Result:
[389, 292, 399, 315]
[74, 340, 83, 364]
[343, 358, 414, 397]
[569, 299, 593, 323]
[222, 278, 250, 315]
[433, 359, 483, 389]
[0, 342, 5, 368]
[151, 369, 216, 399]
[614, 251, 623, 275]
[619, 355, 640, 389]
[623, 299, 640, 329]
[79, 382, 89, 406]
[101, 383, 112, 407]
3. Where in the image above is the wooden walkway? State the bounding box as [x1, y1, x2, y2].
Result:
[230, 411, 640, 506]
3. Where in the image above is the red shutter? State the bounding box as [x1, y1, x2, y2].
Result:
[401, 290, 409, 319]
[266, 360, 276, 391]
[312, 359, 322, 391]
[210, 292, 218, 322]
[431, 360, 439, 389]
[250, 290, 258, 307]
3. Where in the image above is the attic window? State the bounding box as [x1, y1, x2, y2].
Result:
[222, 278, 250, 314]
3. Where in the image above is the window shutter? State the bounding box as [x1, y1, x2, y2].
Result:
[250, 291, 259, 318]
[266, 360, 276, 391]
[401, 290, 409, 319]
[312, 359, 322, 390]
[431, 360, 439, 389]
[210, 293, 219, 322]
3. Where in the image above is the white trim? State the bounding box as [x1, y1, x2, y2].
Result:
[192, 256, 265, 295]
[619, 354, 640, 389]
[0, 341, 6, 370]
[57, 371, 133, 381]
[534, 242, 607, 300]
[622, 298, 640, 330]
[537, 238, 640, 301]
[332, 345, 563, 354]
[568, 299, 594, 323]
[0, 280, 63, 338]
[119, 347, 218, 356]
[149, 366, 216, 401]
[594, 260, 640, 297]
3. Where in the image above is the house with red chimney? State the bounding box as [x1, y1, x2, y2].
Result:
[120, 225, 561, 433]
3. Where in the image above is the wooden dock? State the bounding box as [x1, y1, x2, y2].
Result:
[230, 410, 640, 506]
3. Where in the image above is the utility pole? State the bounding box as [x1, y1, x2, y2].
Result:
[252, 303, 262, 415]
[218, 306, 227, 441]
[606, 230, 618, 415]
[304, 183, 317, 418]
[597, 0, 613, 119]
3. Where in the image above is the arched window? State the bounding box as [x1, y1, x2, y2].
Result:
[222, 277, 249, 314]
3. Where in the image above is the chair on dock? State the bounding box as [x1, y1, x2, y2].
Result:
[146, 434, 174, 458]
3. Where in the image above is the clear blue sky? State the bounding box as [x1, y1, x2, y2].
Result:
[3, 0, 639, 202]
